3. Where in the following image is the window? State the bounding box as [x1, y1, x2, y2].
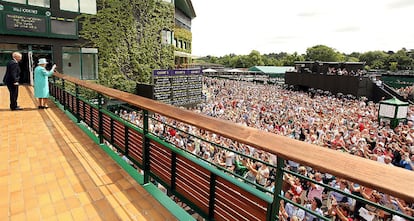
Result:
[161, 30, 172, 45]
[0, 51, 13, 66]
[2, 0, 26, 4]
[51, 19, 77, 36]
[60, 0, 79, 12]
[80, 0, 96, 14]
[29, 0, 50, 7]
[62, 48, 81, 79]
[60, 0, 96, 14]
[3, 0, 50, 7]
[62, 47, 98, 80]
[81, 53, 97, 80]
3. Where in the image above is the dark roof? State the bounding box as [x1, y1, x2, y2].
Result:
[175, 0, 196, 18]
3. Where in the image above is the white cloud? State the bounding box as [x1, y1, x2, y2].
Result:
[190, 0, 414, 56]
[387, 0, 414, 9]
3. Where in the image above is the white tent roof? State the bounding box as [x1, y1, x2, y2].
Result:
[227, 68, 243, 73]
[202, 68, 217, 73]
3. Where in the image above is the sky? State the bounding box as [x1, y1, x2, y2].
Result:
[190, 0, 414, 57]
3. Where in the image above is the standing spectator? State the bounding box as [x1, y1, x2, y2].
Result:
[3, 52, 23, 110]
[282, 196, 306, 221]
[307, 172, 325, 201]
[399, 154, 414, 170]
[334, 203, 354, 221]
[224, 150, 235, 170]
[304, 197, 324, 221]
[329, 179, 353, 207]
[256, 162, 270, 187]
[34, 58, 56, 109]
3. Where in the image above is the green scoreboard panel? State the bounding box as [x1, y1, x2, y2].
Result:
[0, 4, 78, 39]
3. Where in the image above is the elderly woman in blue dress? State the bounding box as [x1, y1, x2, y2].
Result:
[34, 58, 56, 109]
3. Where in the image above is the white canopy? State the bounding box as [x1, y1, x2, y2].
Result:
[227, 68, 243, 73]
[202, 68, 217, 73]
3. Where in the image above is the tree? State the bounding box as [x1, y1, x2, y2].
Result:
[263, 57, 282, 66]
[79, 0, 174, 92]
[389, 62, 398, 71]
[246, 50, 264, 67]
[281, 52, 304, 66]
[230, 55, 249, 68]
[305, 45, 342, 62]
[358, 51, 388, 70]
[386, 49, 413, 70]
[345, 56, 359, 62]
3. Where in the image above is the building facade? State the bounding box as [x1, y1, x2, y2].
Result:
[172, 0, 196, 68]
[0, 0, 98, 85]
[0, 0, 196, 85]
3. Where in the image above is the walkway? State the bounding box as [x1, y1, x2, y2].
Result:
[0, 85, 177, 220]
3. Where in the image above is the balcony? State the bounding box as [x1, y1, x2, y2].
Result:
[1, 73, 413, 221]
[0, 86, 183, 220]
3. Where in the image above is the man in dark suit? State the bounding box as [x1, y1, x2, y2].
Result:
[2, 52, 23, 110]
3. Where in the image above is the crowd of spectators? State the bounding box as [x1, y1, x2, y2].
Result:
[397, 86, 414, 100]
[114, 77, 413, 221]
[327, 67, 365, 76]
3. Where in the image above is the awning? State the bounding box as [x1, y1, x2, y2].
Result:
[174, 51, 192, 58]
[202, 68, 217, 73]
[227, 68, 243, 73]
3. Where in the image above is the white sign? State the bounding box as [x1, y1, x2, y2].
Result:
[379, 104, 395, 118]
[397, 106, 408, 119]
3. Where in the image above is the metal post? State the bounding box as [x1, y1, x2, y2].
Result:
[62, 79, 66, 110]
[269, 157, 285, 221]
[208, 174, 217, 220]
[124, 127, 129, 156]
[75, 84, 80, 123]
[142, 110, 150, 184]
[110, 118, 114, 144]
[52, 76, 56, 100]
[170, 152, 177, 193]
[98, 93, 103, 144]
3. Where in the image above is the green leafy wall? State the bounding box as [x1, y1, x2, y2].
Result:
[174, 26, 192, 53]
[79, 0, 175, 92]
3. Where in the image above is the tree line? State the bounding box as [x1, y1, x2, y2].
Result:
[196, 45, 414, 71]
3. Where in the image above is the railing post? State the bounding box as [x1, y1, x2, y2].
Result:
[83, 98, 86, 126]
[170, 152, 177, 193]
[89, 99, 93, 128]
[75, 84, 80, 123]
[98, 93, 103, 144]
[208, 174, 217, 220]
[124, 127, 129, 156]
[51, 76, 56, 100]
[142, 110, 150, 184]
[110, 118, 114, 144]
[269, 157, 285, 221]
[62, 79, 66, 110]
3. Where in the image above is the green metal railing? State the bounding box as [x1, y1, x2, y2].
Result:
[49, 73, 414, 221]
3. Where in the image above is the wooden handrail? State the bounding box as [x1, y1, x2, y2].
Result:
[53, 72, 414, 202]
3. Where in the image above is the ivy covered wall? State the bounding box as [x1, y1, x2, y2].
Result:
[174, 26, 192, 53]
[79, 0, 175, 93]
